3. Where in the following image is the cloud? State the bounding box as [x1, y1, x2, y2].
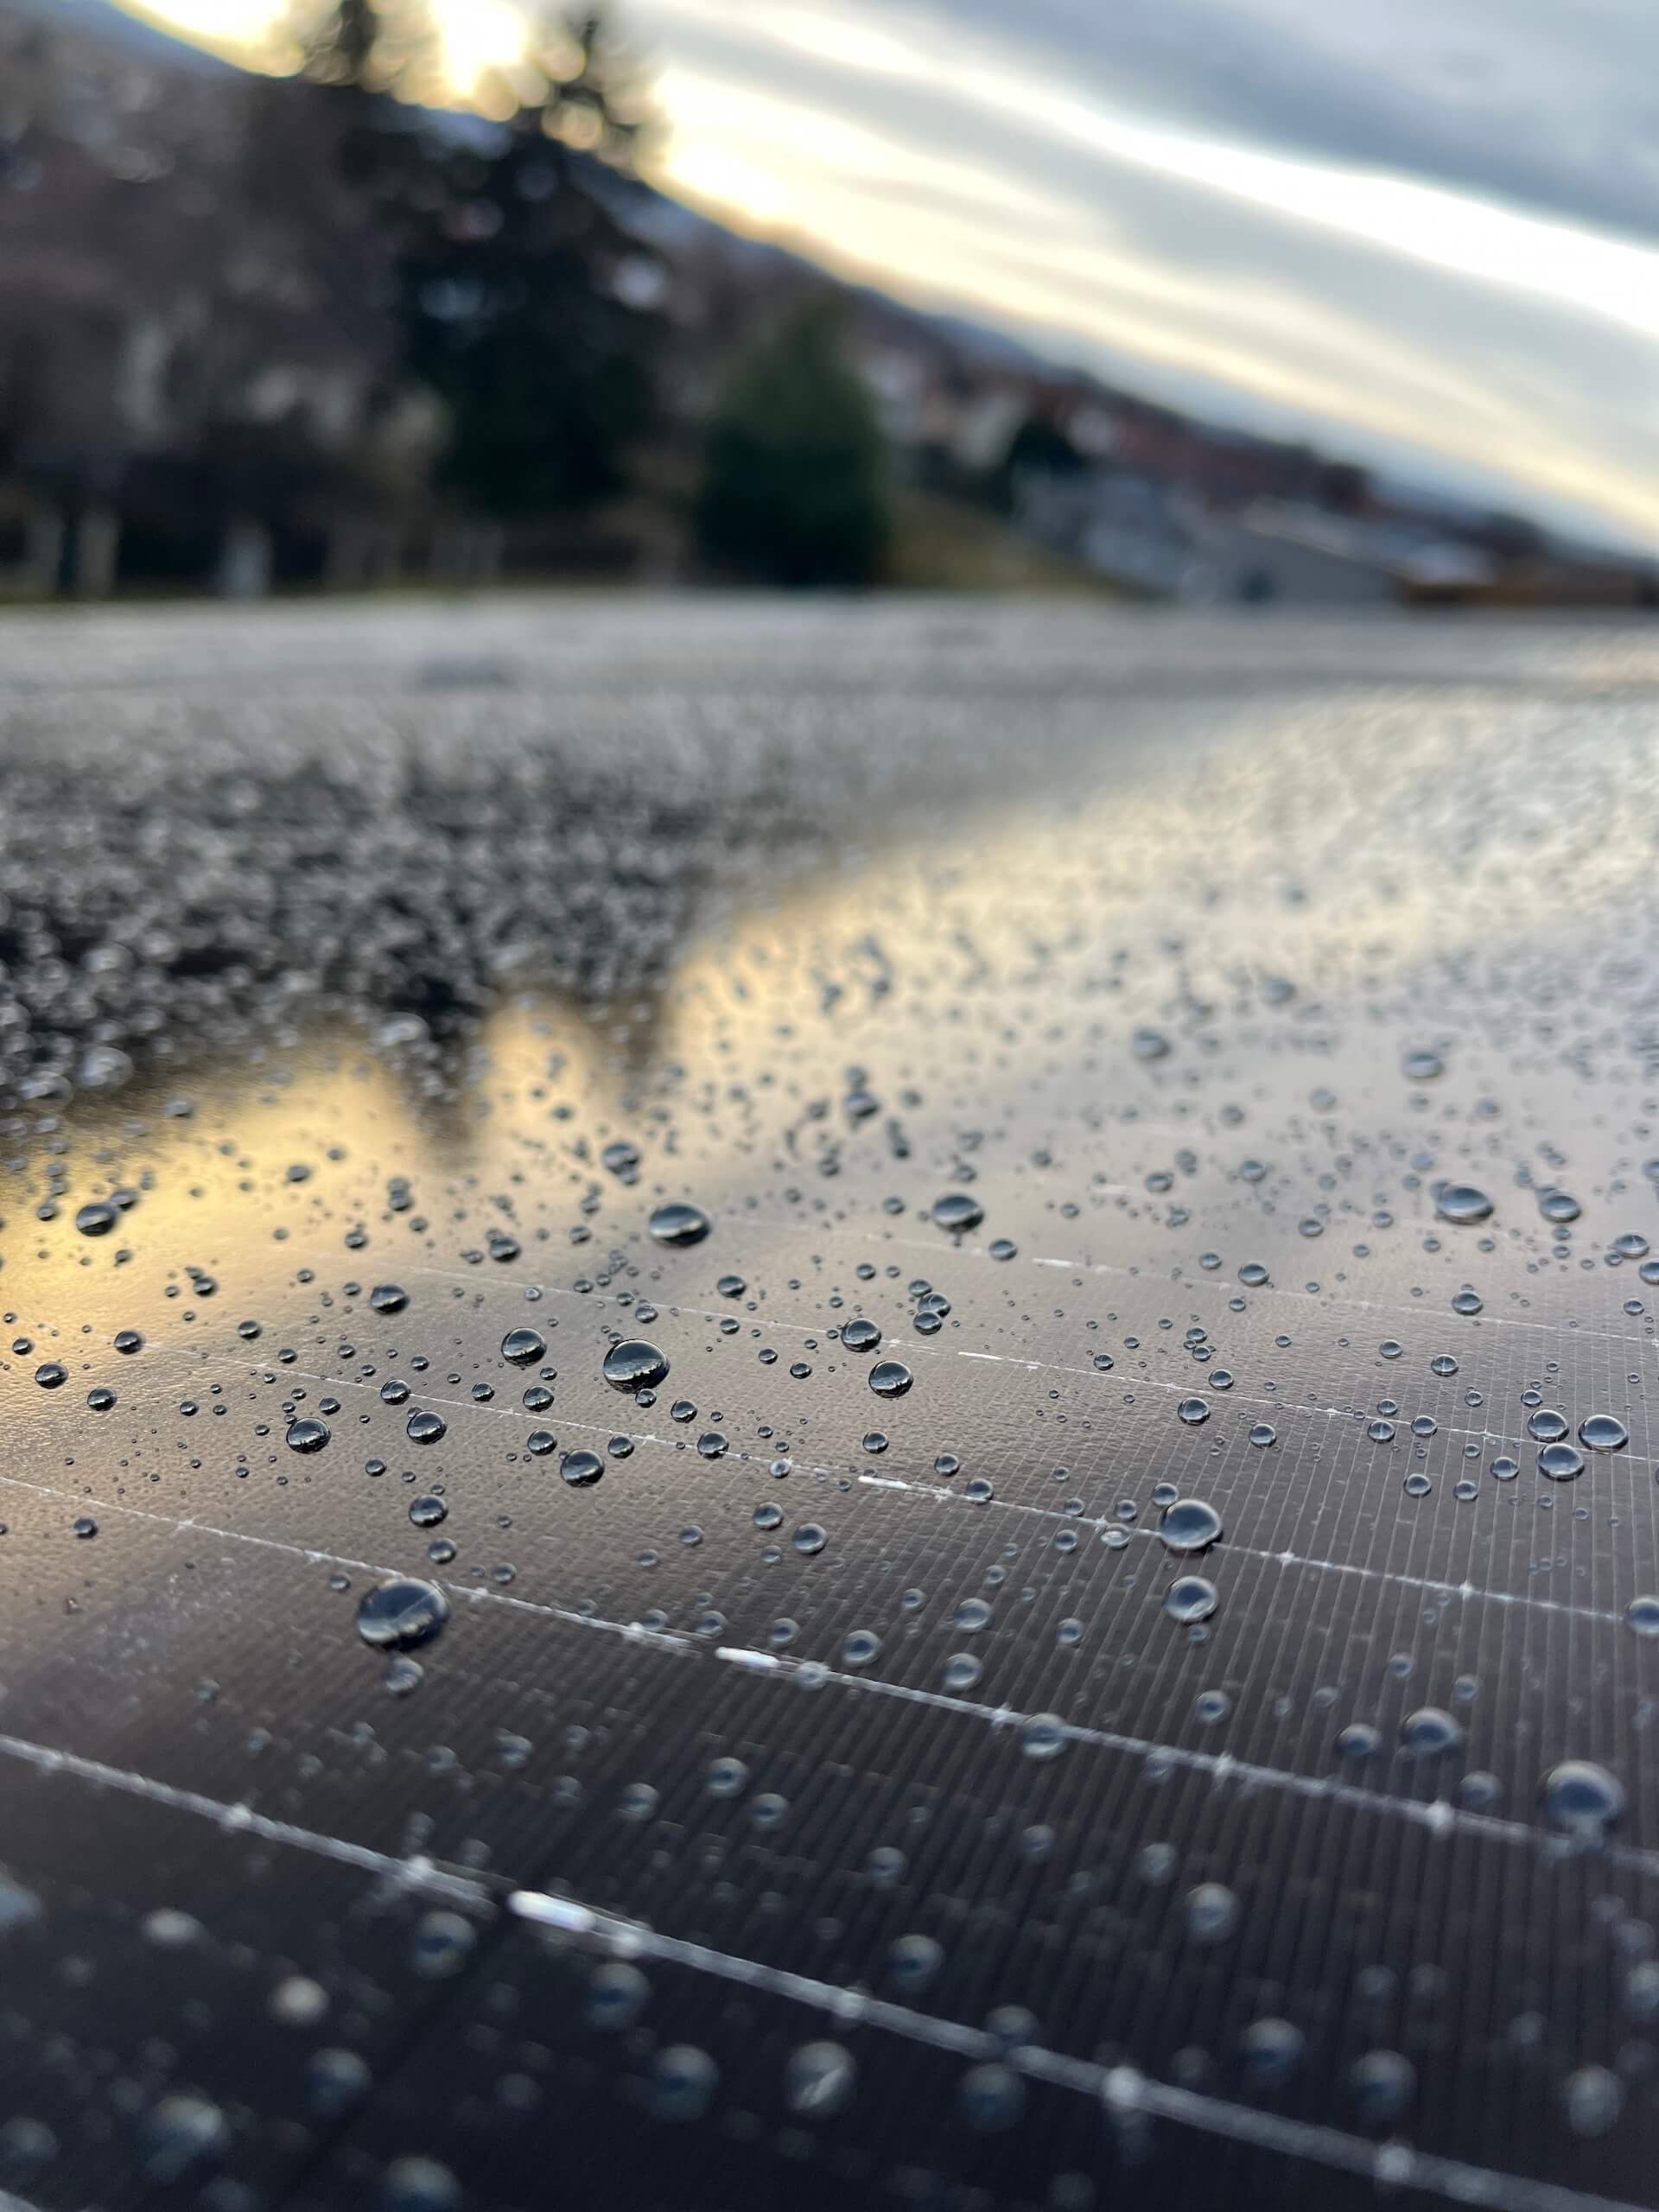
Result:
[635, 0, 1659, 546]
[931, 0, 1659, 245]
[130, 0, 1659, 545]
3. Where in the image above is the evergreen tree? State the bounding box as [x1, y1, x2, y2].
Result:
[292, 2, 664, 518]
[696, 299, 891, 588]
[405, 9, 663, 517]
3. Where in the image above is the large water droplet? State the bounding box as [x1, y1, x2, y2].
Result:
[649, 1201, 711, 1249]
[1164, 1574, 1217, 1622]
[1538, 1442, 1585, 1481]
[868, 1359, 912, 1399]
[1436, 1185, 1493, 1225]
[602, 1338, 669, 1391]
[1160, 1497, 1223, 1554]
[931, 1192, 983, 1234]
[1578, 1414, 1628, 1452]
[1541, 1759, 1624, 1839]
[355, 1577, 449, 1650]
[1399, 1707, 1463, 1757]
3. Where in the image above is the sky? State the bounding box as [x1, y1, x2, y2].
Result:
[122, 0, 1659, 550]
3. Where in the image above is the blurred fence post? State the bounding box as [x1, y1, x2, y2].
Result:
[22, 507, 65, 596]
[469, 524, 504, 586]
[72, 506, 120, 599]
[429, 522, 503, 589]
[326, 518, 404, 592]
[365, 524, 403, 588]
[324, 519, 368, 591]
[217, 519, 273, 601]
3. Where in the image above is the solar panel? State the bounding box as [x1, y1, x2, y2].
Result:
[0, 601, 1656, 2212]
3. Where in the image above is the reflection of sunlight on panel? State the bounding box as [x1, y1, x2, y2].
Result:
[5, 671, 1650, 1395]
[0, 1032, 458, 1360]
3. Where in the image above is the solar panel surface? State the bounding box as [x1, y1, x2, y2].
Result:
[0, 599, 1656, 2212]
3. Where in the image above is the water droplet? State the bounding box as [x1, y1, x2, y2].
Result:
[1240, 2017, 1304, 2084]
[355, 1577, 449, 1650]
[1563, 2065, 1623, 2138]
[1399, 1707, 1462, 1758]
[1019, 1713, 1066, 1759]
[648, 1202, 711, 1248]
[1164, 1575, 1217, 1623]
[1185, 1882, 1239, 1944]
[1160, 1497, 1223, 1554]
[138, 2094, 228, 2183]
[869, 1359, 912, 1398]
[1176, 1396, 1210, 1427]
[406, 1408, 446, 1446]
[1538, 1442, 1585, 1482]
[286, 1417, 330, 1453]
[1541, 1759, 1624, 1838]
[931, 1192, 983, 1234]
[785, 2041, 857, 2117]
[1436, 1185, 1493, 1225]
[369, 1284, 408, 1314]
[560, 1450, 604, 1488]
[500, 1326, 546, 1364]
[602, 1338, 669, 1391]
[1350, 2050, 1415, 2125]
[1579, 1414, 1628, 1452]
[381, 2157, 460, 2212]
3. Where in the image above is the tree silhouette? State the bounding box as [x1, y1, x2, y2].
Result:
[292, 2, 664, 518]
[696, 299, 890, 588]
[397, 11, 664, 515]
